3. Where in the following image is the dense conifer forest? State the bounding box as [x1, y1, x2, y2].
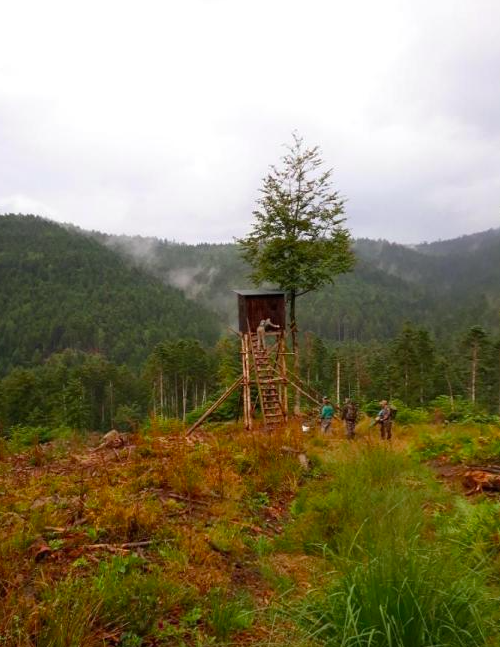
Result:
[1, 213, 500, 434]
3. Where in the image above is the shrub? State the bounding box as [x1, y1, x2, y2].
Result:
[93, 554, 183, 636]
[431, 396, 500, 425]
[5, 425, 72, 450]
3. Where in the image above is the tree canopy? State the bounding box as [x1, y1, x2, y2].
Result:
[237, 132, 355, 330]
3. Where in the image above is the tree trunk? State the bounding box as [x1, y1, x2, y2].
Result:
[498, 347, 500, 416]
[159, 371, 164, 417]
[305, 332, 311, 386]
[336, 359, 341, 404]
[290, 290, 301, 415]
[445, 370, 454, 411]
[182, 376, 188, 422]
[174, 374, 179, 418]
[355, 355, 360, 400]
[471, 343, 477, 404]
[109, 381, 114, 428]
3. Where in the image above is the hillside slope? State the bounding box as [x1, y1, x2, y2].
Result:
[99, 228, 500, 342]
[0, 215, 220, 374]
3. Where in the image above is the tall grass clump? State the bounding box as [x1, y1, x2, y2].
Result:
[299, 545, 490, 647]
[38, 578, 102, 647]
[289, 445, 497, 645]
[208, 588, 254, 642]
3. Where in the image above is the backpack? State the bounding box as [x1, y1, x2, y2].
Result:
[389, 405, 397, 420]
[346, 402, 358, 421]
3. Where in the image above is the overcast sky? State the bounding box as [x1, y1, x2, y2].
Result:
[1, 0, 499, 244]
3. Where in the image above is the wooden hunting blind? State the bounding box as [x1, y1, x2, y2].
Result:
[234, 289, 286, 333]
[186, 289, 322, 435]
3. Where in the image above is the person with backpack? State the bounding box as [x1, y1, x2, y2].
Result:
[341, 397, 358, 439]
[376, 400, 394, 440]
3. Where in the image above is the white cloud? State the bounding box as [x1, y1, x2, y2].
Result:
[0, 194, 57, 218]
[0, 0, 499, 243]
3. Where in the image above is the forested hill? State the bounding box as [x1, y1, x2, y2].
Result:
[0, 215, 220, 375]
[99, 227, 500, 343]
[2, 214, 499, 377]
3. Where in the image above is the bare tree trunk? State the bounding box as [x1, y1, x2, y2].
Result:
[336, 359, 341, 404]
[109, 381, 114, 428]
[159, 371, 164, 417]
[290, 290, 301, 415]
[182, 376, 188, 422]
[305, 332, 311, 386]
[174, 374, 179, 418]
[498, 347, 500, 416]
[445, 371, 454, 411]
[471, 343, 477, 404]
[355, 355, 360, 401]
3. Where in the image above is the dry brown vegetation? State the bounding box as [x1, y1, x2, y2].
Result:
[0, 419, 336, 646]
[3, 419, 499, 647]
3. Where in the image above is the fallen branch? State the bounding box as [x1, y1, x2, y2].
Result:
[164, 492, 209, 506]
[466, 464, 500, 474]
[86, 540, 152, 550]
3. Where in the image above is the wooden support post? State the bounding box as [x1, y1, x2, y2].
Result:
[186, 376, 243, 435]
[279, 333, 288, 421]
[242, 333, 252, 430]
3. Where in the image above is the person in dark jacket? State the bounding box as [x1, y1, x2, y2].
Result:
[341, 397, 358, 439]
[376, 400, 393, 440]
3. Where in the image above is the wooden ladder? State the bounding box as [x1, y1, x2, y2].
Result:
[249, 332, 286, 428]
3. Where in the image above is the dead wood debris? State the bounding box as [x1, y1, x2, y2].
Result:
[86, 540, 152, 552]
[92, 429, 127, 451]
[281, 445, 310, 470]
[463, 467, 500, 494]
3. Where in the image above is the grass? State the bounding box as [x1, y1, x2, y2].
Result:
[283, 441, 499, 646]
[298, 547, 490, 647]
[208, 588, 255, 642]
[2, 420, 500, 645]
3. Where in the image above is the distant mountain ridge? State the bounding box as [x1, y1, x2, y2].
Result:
[0, 214, 220, 374]
[1, 214, 499, 377]
[415, 227, 500, 257]
[94, 223, 500, 343]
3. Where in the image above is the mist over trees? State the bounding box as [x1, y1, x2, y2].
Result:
[1, 213, 500, 433]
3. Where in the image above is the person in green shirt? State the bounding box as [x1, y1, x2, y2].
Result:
[320, 397, 335, 433]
